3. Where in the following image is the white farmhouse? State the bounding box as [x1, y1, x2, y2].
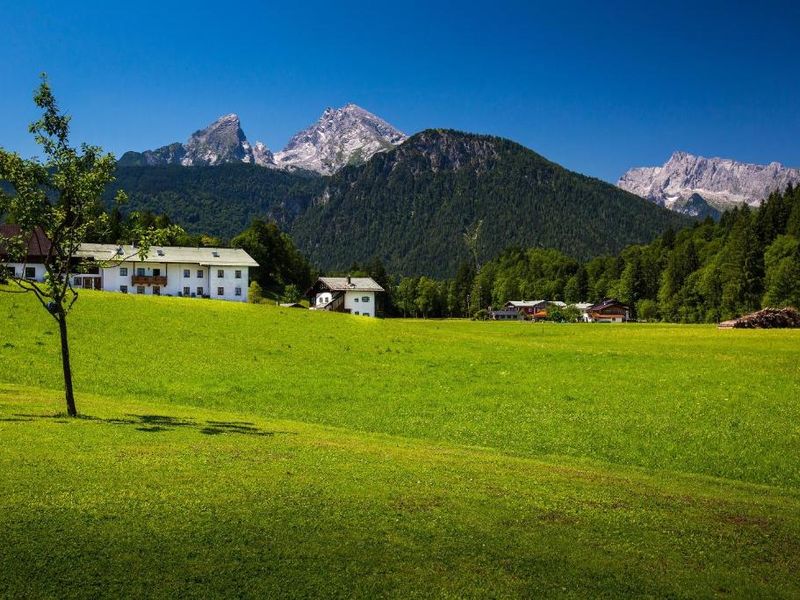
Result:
[72, 244, 259, 302]
[307, 276, 384, 317]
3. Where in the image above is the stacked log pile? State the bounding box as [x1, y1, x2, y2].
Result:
[718, 307, 800, 329]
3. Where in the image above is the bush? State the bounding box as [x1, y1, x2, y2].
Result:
[636, 299, 659, 322]
[549, 305, 581, 323]
[248, 281, 264, 304]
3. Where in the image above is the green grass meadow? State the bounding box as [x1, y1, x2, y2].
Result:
[1, 291, 799, 597]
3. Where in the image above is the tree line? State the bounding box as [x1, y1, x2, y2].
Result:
[347, 184, 800, 321]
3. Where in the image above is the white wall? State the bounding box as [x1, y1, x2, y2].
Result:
[345, 291, 376, 316]
[1, 262, 46, 282]
[315, 292, 332, 307]
[99, 262, 249, 302]
[208, 265, 248, 302]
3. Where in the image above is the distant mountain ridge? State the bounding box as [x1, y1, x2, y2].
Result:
[118, 104, 406, 174]
[618, 151, 800, 216]
[110, 130, 690, 276]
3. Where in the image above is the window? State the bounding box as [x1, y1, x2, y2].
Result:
[136, 267, 145, 276]
[235, 287, 242, 297]
[183, 286, 190, 296]
[217, 269, 224, 278]
[24, 267, 36, 279]
[197, 287, 204, 296]
[217, 287, 224, 296]
[354, 297, 359, 302]
[153, 286, 161, 296]
[152, 268, 160, 277]
[120, 285, 128, 294]
[362, 296, 370, 303]
[197, 270, 203, 278]
[235, 270, 242, 279]
[120, 267, 128, 276]
[136, 286, 145, 294]
[183, 269, 190, 278]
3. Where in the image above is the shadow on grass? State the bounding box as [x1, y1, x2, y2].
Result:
[9, 412, 291, 437]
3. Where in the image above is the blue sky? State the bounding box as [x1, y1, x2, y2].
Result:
[1, 0, 798, 182]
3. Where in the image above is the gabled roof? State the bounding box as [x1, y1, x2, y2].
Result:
[75, 243, 258, 267]
[505, 300, 547, 308]
[315, 277, 384, 292]
[0, 225, 52, 261]
[589, 298, 629, 311]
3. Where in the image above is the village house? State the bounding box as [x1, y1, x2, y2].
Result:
[74, 244, 258, 302]
[586, 299, 630, 323]
[306, 276, 384, 317]
[1, 229, 259, 303]
[488, 306, 522, 320]
[0, 225, 51, 282]
[501, 300, 568, 320]
[503, 300, 548, 318]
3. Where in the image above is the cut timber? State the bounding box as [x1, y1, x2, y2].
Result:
[718, 307, 800, 329]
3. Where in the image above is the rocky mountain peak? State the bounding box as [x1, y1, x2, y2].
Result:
[182, 113, 252, 166]
[119, 104, 406, 174]
[274, 103, 407, 175]
[618, 152, 800, 215]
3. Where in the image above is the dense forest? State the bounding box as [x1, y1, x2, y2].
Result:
[368, 184, 800, 321]
[105, 164, 324, 239]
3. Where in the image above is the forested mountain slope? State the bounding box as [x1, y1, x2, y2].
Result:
[105, 164, 324, 240]
[291, 130, 690, 277]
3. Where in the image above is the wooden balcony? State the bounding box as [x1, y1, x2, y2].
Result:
[131, 275, 167, 286]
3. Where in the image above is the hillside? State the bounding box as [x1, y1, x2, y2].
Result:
[291, 130, 691, 277]
[1, 291, 799, 596]
[105, 164, 324, 239]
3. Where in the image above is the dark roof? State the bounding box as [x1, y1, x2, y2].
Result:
[0, 225, 52, 261]
[588, 298, 629, 312]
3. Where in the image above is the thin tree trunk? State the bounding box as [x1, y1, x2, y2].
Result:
[57, 312, 77, 417]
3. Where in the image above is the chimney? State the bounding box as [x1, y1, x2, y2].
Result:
[346, 274, 351, 285]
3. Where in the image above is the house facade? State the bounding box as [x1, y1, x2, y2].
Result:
[586, 299, 630, 323]
[74, 244, 258, 302]
[0, 225, 51, 282]
[2, 230, 259, 303]
[503, 300, 568, 320]
[489, 307, 522, 320]
[307, 276, 385, 317]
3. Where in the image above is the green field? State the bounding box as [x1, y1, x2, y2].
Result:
[1, 291, 799, 598]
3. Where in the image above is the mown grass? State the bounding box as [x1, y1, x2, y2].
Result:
[1, 290, 799, 597]
[1, 387, 799, 598]
[2, 291, 799, 487]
